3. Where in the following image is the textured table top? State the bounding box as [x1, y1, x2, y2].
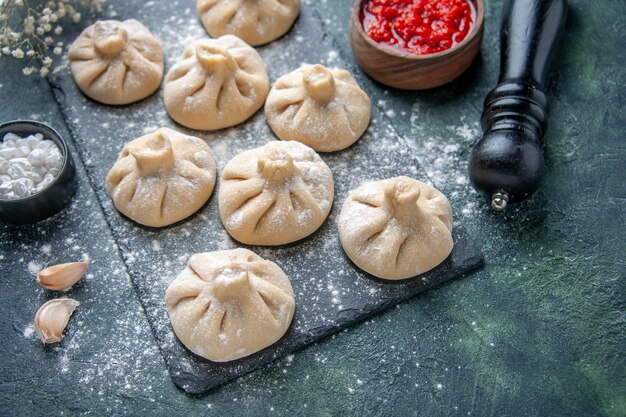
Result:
[0, 0, 624, 416]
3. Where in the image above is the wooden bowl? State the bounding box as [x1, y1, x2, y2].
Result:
[349, 0, 485, 90]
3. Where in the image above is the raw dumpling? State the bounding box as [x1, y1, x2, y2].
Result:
[197, 0, 300, 46]
[219, 141, 334, 245]
[68, 19, 164, 105]
[265, 64, 371, 152]
[338, 176, 454, 280]
[163, 36, 270, 131]
[106, 128, 216, 227]
[165, 248, 295, 362]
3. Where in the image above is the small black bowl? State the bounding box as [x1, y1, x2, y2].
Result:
[0, 120, 77, 224]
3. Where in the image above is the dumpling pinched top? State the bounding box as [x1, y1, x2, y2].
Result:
[265, 64, 371, 152]
[163, 36, 270, 131]
[68, 19, 164, 105]
[219, 141, 334, 246]
[165, 248, 295, 362]
[106, 128, 217, 227]
[197, 0, 301, 46]
[338, 176, 454, 280]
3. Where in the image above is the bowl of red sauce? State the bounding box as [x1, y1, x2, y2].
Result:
[349, 0, 484, 90]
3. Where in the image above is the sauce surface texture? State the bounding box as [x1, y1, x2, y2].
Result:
[361, 0, 475, 55]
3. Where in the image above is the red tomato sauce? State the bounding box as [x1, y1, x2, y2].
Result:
[361, 0, 475, 55]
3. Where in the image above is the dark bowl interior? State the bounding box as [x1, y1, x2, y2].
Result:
[0, 120, 77, 224]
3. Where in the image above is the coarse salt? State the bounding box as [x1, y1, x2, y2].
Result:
[0, 132, 63, 199]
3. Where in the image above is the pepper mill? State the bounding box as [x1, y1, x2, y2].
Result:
[469, 0, 567, 211]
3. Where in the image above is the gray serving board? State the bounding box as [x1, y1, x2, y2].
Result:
[48, 2, 483, 393]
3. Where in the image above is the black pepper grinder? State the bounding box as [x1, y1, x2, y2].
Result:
[468, 0, 567, 211]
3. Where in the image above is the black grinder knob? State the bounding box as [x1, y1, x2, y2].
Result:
[469, 0, 567, 211]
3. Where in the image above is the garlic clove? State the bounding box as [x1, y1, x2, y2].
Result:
[36, 261, 89, 291]
[34, 298, 80, 344]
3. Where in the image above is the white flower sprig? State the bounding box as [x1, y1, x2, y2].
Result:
[0, 0, 107, 77]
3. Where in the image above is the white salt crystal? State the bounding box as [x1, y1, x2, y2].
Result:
[12, 178, 34, 197]
[15, 146, 31, 157]
[40, 173, 55, 188]
[45, 151, 62, 168]
[32, 165, 47, 176]
[8, 163, 26, 179]
[11, 157, 31, 170]
[3, 132, 20, 142]
[0, 182, 11, 195]
[26, 171, 43, 183]
[28, 148, 47, 166]
[0, 148, 14, 159]
[24, 136, 40, 149]
[35, 140, 54, 151]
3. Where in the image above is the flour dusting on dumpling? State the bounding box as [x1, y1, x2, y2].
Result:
[218, 141, 334, 245]
[197, 0, 301, 46]
[265, 64, 371, 152]
[68, 19, 163, 105]
[163, 36, 269, 131]
[106, 128, 216, 227]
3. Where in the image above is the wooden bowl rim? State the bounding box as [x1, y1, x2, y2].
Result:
[350, 0, 485, 62]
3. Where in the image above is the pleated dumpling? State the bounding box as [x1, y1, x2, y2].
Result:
[265, 64, 371, 152]
[219, 141, 334, 245]
[197, 0, 301, 46]
[68, 19, 164, 105]
[163, 36, 269, 131]
[165, 248, 295, 362]
[338, 176, 454, 280]
[106, 128, 216, 227]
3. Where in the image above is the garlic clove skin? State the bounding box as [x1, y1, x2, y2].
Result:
[36, 261, 89, 291]
[34, 298, 80, 344]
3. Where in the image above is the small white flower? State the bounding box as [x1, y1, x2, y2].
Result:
[36, 27, 45, 36]
[40, 67, 50, 78]
[26, 49, 35, 57]
[1, 47, 10, 55]
[24, 16, 35, 34]
[53, 47, 62, 55]
[42, 57, 53, 67]
[23, 67, 36, 76]
[54, 26, 63, 35]
[50, 14, 59, 23]
[43, 8, 52, 16]
[72, 12, 82, 23]
[45, 36, 54, 46]
[11, 48, 24, 59]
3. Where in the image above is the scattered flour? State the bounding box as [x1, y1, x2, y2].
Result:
[27, 261, 41, 275]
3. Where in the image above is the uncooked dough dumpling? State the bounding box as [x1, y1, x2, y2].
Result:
[265, 64, 371, 152]
[106, 128, 217, 227]
[68, 19, 164, 105]
[338, 176, 454, 280]
[219, 141, 334, 245]
[163, 36, 269, 131]
[165, 248, 296, 362]
[197, 0, 301, 46]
